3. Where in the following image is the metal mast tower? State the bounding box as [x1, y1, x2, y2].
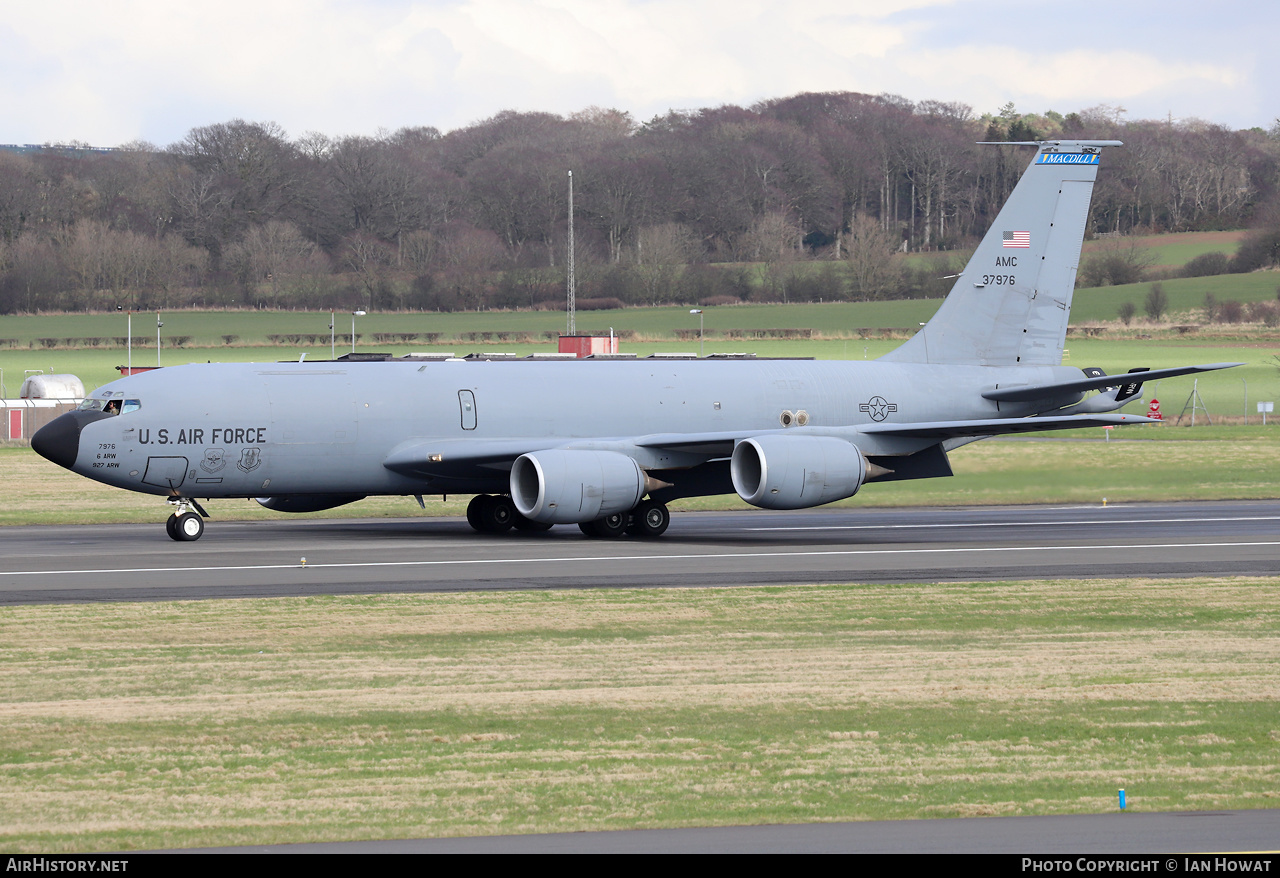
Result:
[566, 170, 576, 336]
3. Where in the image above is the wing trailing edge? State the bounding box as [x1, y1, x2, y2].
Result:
[858, 412, 1156, 439]
[982, 362, 1242, 403]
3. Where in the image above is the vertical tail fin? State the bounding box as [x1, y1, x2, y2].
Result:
[883, 140, 1122, 366]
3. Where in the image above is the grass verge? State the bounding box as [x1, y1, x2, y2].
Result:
[1, 578, 1277, 851]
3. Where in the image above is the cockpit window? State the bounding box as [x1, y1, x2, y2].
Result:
[77, 398, 139, 415]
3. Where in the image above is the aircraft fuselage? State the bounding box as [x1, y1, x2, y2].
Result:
[46, 357, 1077, 500]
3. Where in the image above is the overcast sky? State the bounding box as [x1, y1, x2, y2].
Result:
[2, 0, 1274, 148]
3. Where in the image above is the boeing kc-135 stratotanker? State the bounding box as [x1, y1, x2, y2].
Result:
[32, 140, 1238, 541]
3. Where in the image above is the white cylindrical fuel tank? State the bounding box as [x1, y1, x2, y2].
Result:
[19, 374, 85, 399]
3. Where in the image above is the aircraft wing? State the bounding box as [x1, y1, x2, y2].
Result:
[386, 412, 1153, 480]
[632, 430, 752, 456]
[982, 362, 1242, 403]
[858, 412, 1156, 439]
[383, 438, 562, 479]
[385, 431, 756, 480]
[633, 415, 1157, 448]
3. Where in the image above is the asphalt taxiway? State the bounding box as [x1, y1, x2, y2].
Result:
[183, 810, 1280, 854]
[2, 499, 1278, 604]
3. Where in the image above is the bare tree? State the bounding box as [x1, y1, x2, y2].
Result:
[844, 214, 903, 299]
[1079, 238, 1154, 287]
[167, 120, 302, 261]
[224, 220, 326, 302]
[634, 223, 697, 304]
[342, 233, 395, 311]
[437, 225, 509, 310]
[743, 211, 804, 302]
[1144, 283, 1168, 321]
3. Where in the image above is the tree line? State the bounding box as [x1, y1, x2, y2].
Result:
[1, 93, 1278, 314]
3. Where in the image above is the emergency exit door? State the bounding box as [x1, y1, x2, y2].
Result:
[458, 390, 477, 430]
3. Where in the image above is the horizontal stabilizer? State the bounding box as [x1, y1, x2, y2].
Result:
[982, 363, 1242, 403]
[860, 412, 1156, 439]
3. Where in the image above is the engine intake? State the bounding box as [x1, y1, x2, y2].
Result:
[511, 449, 647, 524]
[730, 435, 867, 509]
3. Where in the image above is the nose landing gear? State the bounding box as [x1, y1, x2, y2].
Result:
[165, 498, 208, 541]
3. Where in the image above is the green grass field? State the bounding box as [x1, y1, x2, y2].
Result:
[3, 289, 1279, 412]
[2, 577, 1276, 851]
[1070, 273, 1280, 324]
[3, 272, 1275, 357]
[1080, 230, 1245, 269]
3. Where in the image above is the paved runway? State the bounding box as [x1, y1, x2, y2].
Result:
[3, 499, 1279, 604]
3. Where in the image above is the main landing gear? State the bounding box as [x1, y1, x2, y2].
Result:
[465, 494, 669, 539]
[465, 494, 553, 534]
[165, 498, 208, 542]
[628, 498, 671, 538]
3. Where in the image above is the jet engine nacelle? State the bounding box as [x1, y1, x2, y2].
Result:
[511, 449, 647, 524]
[730, 435, 867, 510]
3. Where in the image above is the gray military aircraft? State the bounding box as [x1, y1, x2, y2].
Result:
[33, 139, 1237, 541]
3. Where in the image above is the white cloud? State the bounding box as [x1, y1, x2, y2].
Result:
[0, 0, 1267, 146]
[901, 46, 1242, 114]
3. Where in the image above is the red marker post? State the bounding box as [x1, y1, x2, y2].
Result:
[1148, 398, 1162, 421]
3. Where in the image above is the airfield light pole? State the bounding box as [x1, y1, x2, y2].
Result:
[156, 313, 163, 367]
[351, 310, 366, 354]
[690, 309, 703, 357]
[330, 311, 336, 361]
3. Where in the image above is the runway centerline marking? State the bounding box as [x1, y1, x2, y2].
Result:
[5, 541, 1280, 578]
[746, 515, 1280, 532]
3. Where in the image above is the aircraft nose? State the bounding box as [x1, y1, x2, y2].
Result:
[31, 410, 108, 470]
